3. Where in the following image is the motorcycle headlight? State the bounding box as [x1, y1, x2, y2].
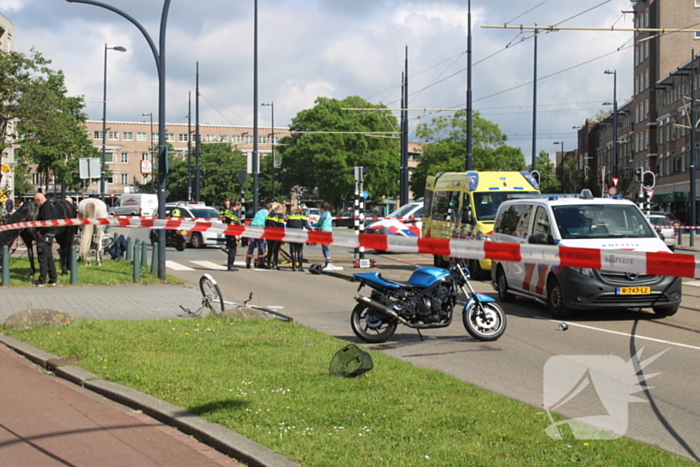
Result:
[572, 267, 593, 278]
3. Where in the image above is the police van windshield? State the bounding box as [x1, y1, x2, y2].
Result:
[553, 204, 655, 239]
[473, 192, 538, 221]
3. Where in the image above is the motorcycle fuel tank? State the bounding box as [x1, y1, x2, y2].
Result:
[408, 267, 451, 287]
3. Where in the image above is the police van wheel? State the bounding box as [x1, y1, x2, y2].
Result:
[433, 255, 449, 269]
[496, 266, 515, 302]
[468, 259, 489, 281]
[191, 233, 204, 249]
[547, 277, 573, 320]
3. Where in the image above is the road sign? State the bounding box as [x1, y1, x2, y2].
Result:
[1, 164, 9, 174]
[79, 158, 101, 179]
[611, 177, 619, 188]
[608, 186, 618, 196]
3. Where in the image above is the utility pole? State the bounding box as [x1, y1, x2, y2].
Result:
[465, 0, 473, 171]
[187, 91, 192, 201]
[531, 25, 538, 172]
[691, 50, 697, 246]
[195, 62, 201, 202]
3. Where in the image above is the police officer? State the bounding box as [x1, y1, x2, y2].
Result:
[286, 207, 312, 271]
[34, 193, 57, 286]
[220, 199, 242, 271]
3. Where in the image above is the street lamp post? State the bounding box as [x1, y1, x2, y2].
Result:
[68, 0, 172, 280]
[101, 44, 126, 201]
[142, 111, 153, 189]
[262, 102, 274, 200]
[604, 69, 617, 179]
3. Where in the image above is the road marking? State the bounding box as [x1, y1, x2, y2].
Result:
[267, 305, 285, 309]
[191, 261, 227, 270]
[547, 319, 700, 351]
[165, 260, 195, 271]
[685, 280, 700, 287]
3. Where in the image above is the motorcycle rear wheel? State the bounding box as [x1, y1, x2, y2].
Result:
[462, 301, 507, 341]
[351, 303, 398, 344]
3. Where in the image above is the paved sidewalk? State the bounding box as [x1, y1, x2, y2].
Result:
[0, 283, 302, 467]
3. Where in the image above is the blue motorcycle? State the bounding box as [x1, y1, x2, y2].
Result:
[351, 259, 507, 343]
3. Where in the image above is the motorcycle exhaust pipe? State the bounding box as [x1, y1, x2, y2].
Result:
[354, 295, 408, 324]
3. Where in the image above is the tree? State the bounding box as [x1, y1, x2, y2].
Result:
[409, 110, 527, 198]
[277, 96, 400, 207]
[163, 143, 247, 205]
[535, 150, 561, 193]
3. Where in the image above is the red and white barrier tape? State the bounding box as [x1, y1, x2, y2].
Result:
[1, 217, 698, 279]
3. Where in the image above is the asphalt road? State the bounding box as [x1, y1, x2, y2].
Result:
[150, 242, 700, 462]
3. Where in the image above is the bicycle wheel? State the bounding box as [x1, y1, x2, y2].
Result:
[199, 274, 225, 313]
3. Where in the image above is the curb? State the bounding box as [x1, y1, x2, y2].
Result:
[0, 334, 301, 467]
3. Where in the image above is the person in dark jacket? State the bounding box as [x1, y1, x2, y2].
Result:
[34, 193, 57, 286]
[286, 207, 312, 271]
[220, 199, 242, 271]
[264, 203, 285, 270]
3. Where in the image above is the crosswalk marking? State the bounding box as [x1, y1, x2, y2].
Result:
[191, 261, 227, 270]
[165, 260, 195, 271]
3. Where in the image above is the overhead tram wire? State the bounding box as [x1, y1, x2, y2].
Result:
[198, 93, 249, 127]
[551, 0, 612, 27]
[502, 0, 550, 26]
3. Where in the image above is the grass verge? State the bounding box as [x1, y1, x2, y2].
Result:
[2, 315, 694, 467]
[2, 257, 183, 286]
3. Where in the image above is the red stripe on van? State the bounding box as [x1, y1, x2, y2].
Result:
[558, 246, 601, 270]
[646, 251, 695, 278]
[523, 263, 536, 291]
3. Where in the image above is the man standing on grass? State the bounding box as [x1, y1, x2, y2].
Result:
[34, 193, 57, 287]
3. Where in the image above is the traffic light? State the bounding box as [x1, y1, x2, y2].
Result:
[642, 171, 655, 190]
[634, 168, 642, 181]
[351, 166, 366, 182]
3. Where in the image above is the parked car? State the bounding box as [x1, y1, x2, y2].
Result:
[491, 189, 681, 318]
[164, 202, 225, 248]
[646, 214, 677, 251]
[649, 210, 681, 228]
[110, 193, 158, 217]
[365, 201, 424, 237]
[332, 209, 377, 228]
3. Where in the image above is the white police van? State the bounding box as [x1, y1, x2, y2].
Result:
[491, 190, 681, 318]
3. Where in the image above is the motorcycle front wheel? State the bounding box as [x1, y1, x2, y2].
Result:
[350, 303, 398, 344]
[462, 301, 507, 342]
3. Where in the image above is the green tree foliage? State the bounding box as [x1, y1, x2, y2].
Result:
[277, 96, 400, 207]
[15, 68, 98, 191]
[535, 150, 561, 193]
[164, 143, 248, 205]
[410, 110, 526, 198]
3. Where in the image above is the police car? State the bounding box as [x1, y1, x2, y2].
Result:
[491, 190, 681, 318]
[165, 202, 226, 248]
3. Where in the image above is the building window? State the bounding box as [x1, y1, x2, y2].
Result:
[273, 136, 280, 144]
[137, 132, 147, 141]
[259, 136, 267, 144]
[245, 135, 254, 144]
[31, 173, 40, 185]
[205, 134, 216, 142]
[152, 133, 158, 142]
[108, 131, 119, 140]
[219, 135, 228, 142]
[231, 135, 241, 143]
[166, 133, 174, 142]
[179, 133, 189, 142]
[123, 132, 133, 141]
[696, 0, 700, 8]
[121, 152, 128, 164]
[121, 173, 128, 185]
[93, 131, 103, 140]
[142, 152, 150, 160]
[105, 152, 113, 163]
[105, 175, 113, 184]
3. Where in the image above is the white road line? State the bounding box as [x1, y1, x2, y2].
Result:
[191, 261, 227, 270]
[545, 319, 700, 351]
[267, 306, 285, 309]
[685, 280, 700, 287]
[165, 260, 195, 271]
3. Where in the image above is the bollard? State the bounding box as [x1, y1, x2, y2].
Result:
[2, 245, 9, 286]
[70, 245, 78, 284]
[126, 236, 133, 262]
[133, 240, 141, 283]
[141, 240, 149, 268]
[151, 241, 158, 275]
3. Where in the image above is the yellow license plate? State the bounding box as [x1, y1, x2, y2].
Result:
[616, 286, 651, 295]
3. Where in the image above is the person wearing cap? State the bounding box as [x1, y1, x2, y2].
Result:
[34, 193, 57, 286]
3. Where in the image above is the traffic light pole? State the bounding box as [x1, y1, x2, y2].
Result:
[690, 50, 697, 247]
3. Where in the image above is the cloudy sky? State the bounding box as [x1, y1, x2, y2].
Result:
[2, 0, 636, 161]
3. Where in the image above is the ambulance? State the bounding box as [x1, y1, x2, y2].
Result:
[422, 171, 540, 279]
